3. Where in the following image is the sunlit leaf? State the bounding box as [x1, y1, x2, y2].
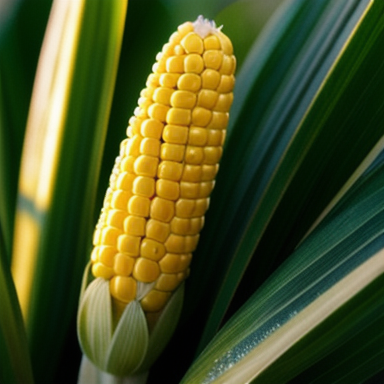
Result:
[181, 143, 384, 384]
[10, 1, 127, 382]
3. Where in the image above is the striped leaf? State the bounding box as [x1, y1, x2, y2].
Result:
[181, 135, 384, 384]
[10, 1, 127, 382]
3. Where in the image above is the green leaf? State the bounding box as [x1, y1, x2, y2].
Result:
[187, 0, 384, 351]
[0, 222, 34, 384]
[77, 278, 113, 368]
[181, 142, 384, 384]
[10, 1, 127, 382]
[141, 284, 185, 371]
[0, 0, 52, 258]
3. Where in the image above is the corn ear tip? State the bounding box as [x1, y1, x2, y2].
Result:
[193, 15, 223, 38]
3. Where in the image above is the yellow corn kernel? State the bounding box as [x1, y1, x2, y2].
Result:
[203, 146, 223, 164]
[159, 253, 192, 273]
[181, 164, 203, 182]
[138, 96, 152, 111]
[159, 73, 180, 88]
[220, 54, 236, 75]
[166, 55, 185, 73]
[128, 195, 150, 217]
[114, 253, 135, 276]
[128, 117, 143, 135]
[197, 89, 219, 109]
[177, 21, 194, 37]
[153, 87, 173, 105]
[140, 138, 160, 157]
[133, 257, 160, 283]
[174, 44, 185, 55]
[86, 15, 235, 320]
[150, 197, 175, 222]
[92, 228, 101, 246]
[141, 238, 166, 261]
[152, 60, 166, 74]
[106, 209, 127, 230]
[111, 190, 131, 210]
[170, 90, 196, 109]
[217, 32, 233, 55]
[181, 32, 204, 54]
[214, 93, 234, 112]
[202, 164, 219, 181]
[91, 247, 98, 262]
[217, 75, 235, 93]
[206, 111, 229, 129]
[110, 276, 137, 303]
[97, 246, 116, 268]
[155, 274, 181, 292]
[192, 107, 212, 127]
[134, 155, 159, 177]
[141, 290, 171, 312]
[170, 217, 204, 235]
[185, 146, 204, 164]
[116, 172, 135, 191]
[156, 179, 180, 201]
[120, 156, 135, 173]
[160, 143, 185, 162]
[162, 125, 189, 144]
[180, 181, 214, 199]
[92, 262, 114, 279]
[131, 176, 155, 198]
[207, 129, 224, 146]
[188, 127, 208, 146]
[141, 119, 164, 139]
[146, 219, 170, 243]
[117, 234, 140, 256]
[204, 34, 220, 50]
[166, 108, 191, 126]
[201, 69, 221, 89]
[126, 134, 142, 156]
[148, 103, 169, 122]
[203, 50, 223, 70]
[177, 73, 201, 92]
[175, 198, 209, 218]
[101, 227, 121, 246]
[124, 215, 146, 236]
[161, 42, 174, 56]
[184, 54, 204, 74]
[157, 160, 183, 181]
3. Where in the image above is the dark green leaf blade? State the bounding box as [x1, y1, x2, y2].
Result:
[0, 222, 34, 384]
[181, 140, 384, 384]
[192, 0, 384, 351]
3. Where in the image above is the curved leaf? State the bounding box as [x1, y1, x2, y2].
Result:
[105, 301, 149, 376]
[181, 143, 384, 384]
[0, 222, 34, 384]
[191, 0, 384, 350]
[10, 1, 127, 381]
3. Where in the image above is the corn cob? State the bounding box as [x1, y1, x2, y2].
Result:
[90, 16, 235, 323]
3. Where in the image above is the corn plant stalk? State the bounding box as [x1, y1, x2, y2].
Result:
[11, 0, 127, 382]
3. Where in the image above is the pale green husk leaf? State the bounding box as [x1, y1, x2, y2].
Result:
[105, 300, 149, 376]
[77, 277, 113, 368]
[78, 355, 148, 384]
[141, 283, 185, 371]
